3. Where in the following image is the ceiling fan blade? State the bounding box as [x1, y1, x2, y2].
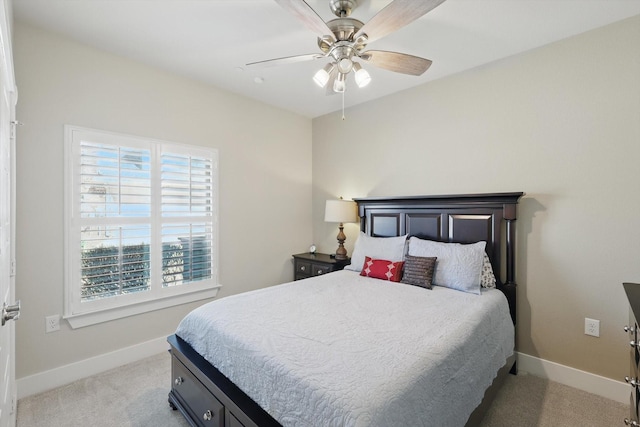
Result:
[360, 50, 432, 76]
[355, 0, 447, 44]
[247, 53, 324, 68]
[274, 0, 336, 43]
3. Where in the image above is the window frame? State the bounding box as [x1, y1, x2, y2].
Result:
[64, 125, 220, 328]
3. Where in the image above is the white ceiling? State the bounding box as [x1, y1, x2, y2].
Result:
[12, 0, 640, 118]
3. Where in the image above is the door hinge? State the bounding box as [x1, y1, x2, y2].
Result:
[10, 259, 15, 277]
[10, 120, 22, 139]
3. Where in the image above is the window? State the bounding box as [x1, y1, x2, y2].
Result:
[64, 126, 219, 328]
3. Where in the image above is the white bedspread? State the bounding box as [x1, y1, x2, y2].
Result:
[176, 270, 514, 427]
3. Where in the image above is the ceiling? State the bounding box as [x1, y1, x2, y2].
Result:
[12, 0, 640, 118]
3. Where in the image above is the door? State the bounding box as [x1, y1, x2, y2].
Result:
[0, 1, 17, 425]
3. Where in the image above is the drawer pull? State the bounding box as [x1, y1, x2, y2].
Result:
[203, 410, 213, 421]
[630, 341, 640, 349]
[625, 376, 639, 387]
[317, 270, 324, 275]
[174, 376, 183, 386]
[625, 418, 640, 426]
[300, 266, 306, 271]
[625, 325, 636, 333]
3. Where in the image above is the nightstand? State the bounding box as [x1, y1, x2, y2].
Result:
[292, 253, 350, 281]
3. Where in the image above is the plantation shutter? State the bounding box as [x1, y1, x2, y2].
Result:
[78, 141, 152, 301]
[160, 150, 214, 287]
[66, 126, 219, 323]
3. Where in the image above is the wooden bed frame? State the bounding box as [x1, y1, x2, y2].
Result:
[167, 192, 524, 427]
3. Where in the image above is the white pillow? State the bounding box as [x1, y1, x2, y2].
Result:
[407, 237, 486, 294]
[345, 232, 407, 272]
[481, 252, 497, 288]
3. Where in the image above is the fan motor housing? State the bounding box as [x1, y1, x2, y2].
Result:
[327, 18, 364, 42]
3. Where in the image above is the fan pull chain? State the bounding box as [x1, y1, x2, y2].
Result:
[342, 89, 345, 121]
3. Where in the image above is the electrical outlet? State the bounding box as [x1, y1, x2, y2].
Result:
[585, 318, 600, 337]
[45, 315, 60, 333]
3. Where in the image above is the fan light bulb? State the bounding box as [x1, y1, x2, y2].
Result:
[333, 73, 346, 93]
[313, 63, 334, 88]
[353, 63, 371, 88]
[337, 57, 353, 74]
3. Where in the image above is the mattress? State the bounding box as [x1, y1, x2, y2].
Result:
[176, 270, 514, 427]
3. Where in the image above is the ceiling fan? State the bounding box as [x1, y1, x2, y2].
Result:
[247, 0, 447, 94]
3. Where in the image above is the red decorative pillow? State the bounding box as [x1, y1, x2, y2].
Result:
[360, 256, 405, 282]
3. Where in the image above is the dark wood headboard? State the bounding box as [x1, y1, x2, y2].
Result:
[353, 192, 524, 323]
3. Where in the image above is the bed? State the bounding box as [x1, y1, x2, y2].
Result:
[167, 192, 523, 427]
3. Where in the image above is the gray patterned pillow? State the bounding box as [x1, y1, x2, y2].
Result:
[481, 253, 497, 288]
[401, 255, 437, 289]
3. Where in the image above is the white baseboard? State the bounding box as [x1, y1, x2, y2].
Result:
[16, 343, 629, 404]
[17, 336, 169, 399]
[517, 352, 629, 404]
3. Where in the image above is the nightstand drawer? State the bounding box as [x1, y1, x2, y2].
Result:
[296, 261, 312, 276]
[292, 253, 350, 281]
[312, 264, 331, 276]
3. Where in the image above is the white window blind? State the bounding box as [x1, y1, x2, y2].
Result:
[65, 126, 219, 327]
[80, 224, 151, 301]
[80, 142, 152, 218]
[160, 151, 214, 287]
[161, 152, 213, 217]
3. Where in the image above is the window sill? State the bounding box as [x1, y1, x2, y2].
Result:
[64, 285, 222, 329]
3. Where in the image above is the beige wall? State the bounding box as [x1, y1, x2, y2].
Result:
[312, 15, 640, 380]
[13, 13, 640, 384]
[14, 23, 312, 379]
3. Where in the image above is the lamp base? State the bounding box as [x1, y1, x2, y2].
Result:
[335, 223, 348, 260]
[334, 252, 348, 260]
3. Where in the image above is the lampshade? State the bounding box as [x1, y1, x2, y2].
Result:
[313, 60, 371, 94]
[337, 57, 353, 74]
[333, 72, 346, 93]
[353, 63, 371, 88]
[324, 199, 357, 223]
[313, 63, 334, 88]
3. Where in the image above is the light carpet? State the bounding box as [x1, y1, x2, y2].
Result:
[17, 352, 629, 426]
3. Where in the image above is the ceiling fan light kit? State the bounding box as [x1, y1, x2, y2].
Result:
[313, 63, 334, 87]
[333, 71, 346, 93]
[250, 0, 446, 95]
[353, 62, 371, 88]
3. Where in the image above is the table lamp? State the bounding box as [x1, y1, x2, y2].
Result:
[324, 198, 357, 260]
